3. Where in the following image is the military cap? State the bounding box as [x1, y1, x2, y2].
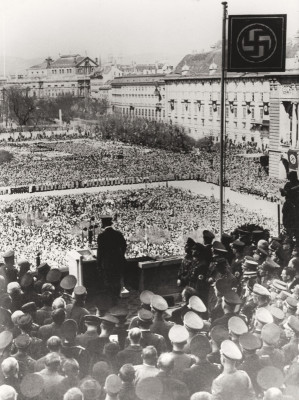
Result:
[269, 306, 285, 321]
[213, 241, 227, 252]
[262, 258, 280, 270]
[140, 290, 154, 305]
[203, 230, 215, 240]
[16, 313, 32, 328]
[223, 290, 242, 305]
[285, 296, 298, 311]
[231, 240, 245, 249]
[210, 325, 230, 344]
[84, 315, 101, 325]
[2, 250, 14, 258]
[0, 385, 17, 400]
[46, 268, 62, 283]
[242, 259, 258, 270]
[138, 309, 153, 322]
[252, 283, 270, 297]
[37, 262, 50, 273]
[100, 314, 119, 325]
[11, 310, 24, 325]
[257, 366, 284, 390]
[271, 279, 288, 291]
[284, 315, 299, 333]
[109, 305, 128, 318]
[188, 295, 207, 313]
[74, 285, 87, 296]
[192, 242, 206, 254]
[6, 282, 20, 295]
[136, 376, 163, 400]
[269, 240, 281, 251]
[220, 339, 242, 361]
[221, 233, 233, 243]
[168, 325, 189, 343]
[292, 285, 299, 297]
[20, 272, 33, 288]
[215, 278, 232, 295]
[0, 331, 13, 350]
[239, 332, 262, 351]
[60, 274, 77, 290]
[151, 295, 168, 312]
[62, 319, 78, 337]
[80, 378, 102, 399]
[261, 323, 280, 345]
[278, 290, 291, 301]
[237, 228, 250, 236]
[17, 259, 30, 268]
[252, 230, 264, 238]
[14, 333, 31, 349]
[20, 373, 44, 398]
[105, 374, 122, 394]
[100, 215, 113, 221]
[41, 282, 55, 293]
[21, 302, 37, 314]
[255, 308, 273, 325]
[190, 334, 211, 358]
[186, 237, 196, 246]
[228, 316, 248, 335]
[243, 270, 258, 278]
[257, 239, 269, 255]
[183, 311, 204, 331]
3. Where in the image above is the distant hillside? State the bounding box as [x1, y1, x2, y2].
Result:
[0, 56, 44, 76]
[175, 38, 299, 75]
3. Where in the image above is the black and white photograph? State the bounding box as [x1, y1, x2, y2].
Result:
[0, 0, 299, 399]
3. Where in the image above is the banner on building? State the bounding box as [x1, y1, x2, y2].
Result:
[227, 14, 287, 72]
[288, 150, 298, 171]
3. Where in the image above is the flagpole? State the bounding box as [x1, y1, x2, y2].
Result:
[220, 1, 228, 236]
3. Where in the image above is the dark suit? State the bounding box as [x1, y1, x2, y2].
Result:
[183, 360, 220, 394]
[97, 226, 127, 297]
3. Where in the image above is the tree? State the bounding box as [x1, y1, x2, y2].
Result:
[6, 86, 36, 127]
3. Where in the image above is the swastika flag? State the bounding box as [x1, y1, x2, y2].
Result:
[288, 150, 298, 171]
[227, 15, 287, 72]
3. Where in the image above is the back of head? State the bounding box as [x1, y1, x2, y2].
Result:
[63, 358, 79, 377]
[52, 297, 66, 310]
[0, 385, 17, 400]
[44, 352, 61, 370]
[92, 361, 110, 385]
[103, 342, 120, 357]
[142, 346, 157, 365]
[47, 336, 62, 352]
[80, 378, 101, 400]
[119, 364, 135, 383]
[52, 308, 66, 325]
[190, 393, 212, 400]
[63, 388, 84, 400]
[1, 357, 18, 378]
[128, 327, 141, 344]
[41, 291, 54, 307]
[263, 388, 283, 400]
[182, 286, 198, 303]
[157, 353, 174, 373]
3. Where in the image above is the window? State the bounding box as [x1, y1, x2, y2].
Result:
[251, 108, 255, 119]
[225, 106, 229, 118]
[243, 107, 246, 118]
[209, 107, 213, 117]
[217, 106, 220, 118]
[260, 108, 263, 119]
[201, 105, 204, 116]
[234, 107, 237, 118]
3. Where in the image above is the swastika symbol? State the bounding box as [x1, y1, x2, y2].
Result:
[237, 23, 277, 63]
[290, 154, 297, 165]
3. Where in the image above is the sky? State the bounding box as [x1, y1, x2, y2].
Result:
[1, 0, 299, 63]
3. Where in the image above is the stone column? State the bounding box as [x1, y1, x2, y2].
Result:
[292, 102, 297, 148]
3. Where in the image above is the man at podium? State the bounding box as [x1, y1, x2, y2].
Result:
[97, 215, 127, 303]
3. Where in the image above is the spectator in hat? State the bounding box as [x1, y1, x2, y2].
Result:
[133, 346, 159, 385]
[15, 314, 44, 360]
[118, 364, 138, 400]
[36, 291, 54, 326]
[282, 316, 299, 365]
[57, 358, 80, 398]
[37, 352, 64, 400]
[211, 340, 255, 400]
[257, 324, 285, 370]
[182, 334, 220, 395]
[136, 310, 166, 355]
[238, 332, 263, 396]
[59, 275, 77, 305]
[21, 302, 38, 324]
[11, 334, 36, 379]
[0, 357, 20, 393]
[177, 237, 195, 288]
[168, 325, 196, 381]
[65, 286, 88, 333]
[35, 336, 66, 372]
[116, 328, 143, 368]
[38, 308, 66, 342]
[97, 215, 127, 304]
[170, 286, 198, 325]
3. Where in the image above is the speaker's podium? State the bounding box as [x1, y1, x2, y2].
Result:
[66, 248, 183, 302]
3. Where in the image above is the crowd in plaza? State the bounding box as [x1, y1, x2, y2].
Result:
[0, 206, 299, 400]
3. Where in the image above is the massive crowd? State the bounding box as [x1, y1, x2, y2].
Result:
[0, 187, 277, 268]
[0, 137, 281, 201]
[0, 212, 299, 399]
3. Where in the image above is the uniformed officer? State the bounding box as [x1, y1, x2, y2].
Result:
[177, 237, 195, 288]
[211, 340, 255, 400]
[129, 290, 154, 329]
[0, 250, 18, 285]
[60, 275, 77, 305]
[150, 295, 173, 350]
[168, 325, 196, 381]
[34, 263, 51, 294]
[228, 316, 248, 348]
[256, 366, 284, 393]
[183, 311, 204, 353]
[12, 334, 36, 378]
[282, 315, 299, 364]
[46, 268, 62, 298]
[257, 323, 285, 369]
[136, 309, 167, 355]
[76, 315, 101, 348]
[207, 325, 230, 365]
[252, 307, 273, 337]
[65, 286, 89, 333]
[211, 290, 242, 329]
[109, 305, 129, 350]
[238, 332, 263, 396]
